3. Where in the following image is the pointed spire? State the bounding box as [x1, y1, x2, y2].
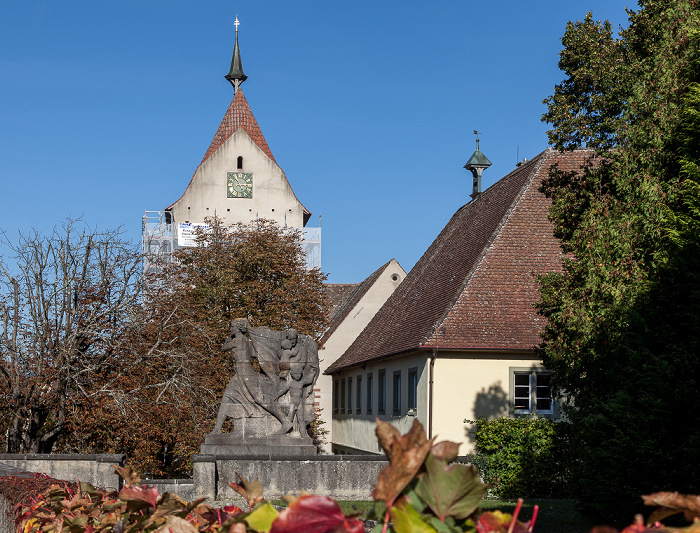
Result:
[225, 15, 247, 93]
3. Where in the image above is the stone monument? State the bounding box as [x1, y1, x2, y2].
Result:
[200, 319, 319, 456]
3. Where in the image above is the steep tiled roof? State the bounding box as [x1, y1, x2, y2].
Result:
[326, 148, 596, 373]
[324, 284, 360, 320]
[200, 89, 276, 165]
[320, 261, 396, 345]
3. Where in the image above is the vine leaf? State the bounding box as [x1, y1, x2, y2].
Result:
[643, 492, 700, 524]
[474, 511, 529, 533]
[414, 451, 486, 521]
[268, 494, 364, 533]
[160, 515, 199, 533]
[246, 502, 279, 533]
[372, 419, 434, 507]
[389, 497, 437, 533]
[119, 484, 161, 509]
[113, 465, 141, 486]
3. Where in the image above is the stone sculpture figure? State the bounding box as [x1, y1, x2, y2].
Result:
[208, 319, 320, 444]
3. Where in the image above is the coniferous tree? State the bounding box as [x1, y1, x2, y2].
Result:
[538, 0, 700, 522]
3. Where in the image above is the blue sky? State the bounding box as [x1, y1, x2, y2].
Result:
[0, 1, 631, 283]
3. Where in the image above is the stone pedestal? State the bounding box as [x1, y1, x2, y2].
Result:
[200, 433, 317, 457]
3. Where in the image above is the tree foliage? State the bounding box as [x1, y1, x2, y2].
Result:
[538, 0, 700, 523]
[0, 221, 143, 454]
[57, 217, 329, 477]
[170, 217, 328, 341]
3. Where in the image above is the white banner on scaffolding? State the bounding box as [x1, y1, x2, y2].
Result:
[177, 222, 210, 247]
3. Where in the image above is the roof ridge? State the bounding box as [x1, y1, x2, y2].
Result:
[325, 148, 574, 374]
[422, 150, 552, 347]
[320, 259, 396, 344]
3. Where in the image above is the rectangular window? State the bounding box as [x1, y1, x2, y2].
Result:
[378, 370, 386, 415]
[340, 378, 346, 414]
[356, 376, 362, 414]
[348, 377, 353, 413]
[392, 371, 402, 416]
[408, 368, 418, 413]
[366, 373, 374, 414]
[512, 369, 554, 415]
[333, 379, 338, 414]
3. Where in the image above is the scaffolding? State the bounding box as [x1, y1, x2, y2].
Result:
[142, 211, 321, 271]
[142, 211, 176, 274]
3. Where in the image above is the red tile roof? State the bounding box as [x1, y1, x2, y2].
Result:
[320, 260, 398, 345]
[200, 89, 276, 165]
[326, 148, 596, 373]
[324, 283, 360, 320]
[166, 90, 311, 220]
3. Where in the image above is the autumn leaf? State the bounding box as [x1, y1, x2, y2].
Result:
[643, 492, 700, 524]
[414, 452, 486, 521]
[229, 472, 265, 509]
[474, 511, 529, 533]
[429, 441, 460, 463]
[269, 495, 364, 533]
[373, 419, 434, 507]
[152, 515, 199, 533]
[113, 465, 141, 486]
[119, 484, 161, 509]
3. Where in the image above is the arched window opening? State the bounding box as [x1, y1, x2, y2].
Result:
[237, 156, 243, 169]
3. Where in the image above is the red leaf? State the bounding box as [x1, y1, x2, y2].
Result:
[119, 484, 161, 508]
[269, 495, 364, 533]
[475, 511, 529, 533]
[223, 504, 244, 516]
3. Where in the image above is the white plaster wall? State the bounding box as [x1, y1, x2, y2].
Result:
[432, 353, 544, 453]
[170, 129, 305, 229]
[331, 353, 429, 454]
[317, 260, 405, 452]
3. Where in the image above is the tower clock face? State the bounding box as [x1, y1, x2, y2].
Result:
[227, 172, 253, 198]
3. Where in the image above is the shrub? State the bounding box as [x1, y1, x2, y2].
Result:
[15, 421, 543, 533]
[470, 417, 570, 498]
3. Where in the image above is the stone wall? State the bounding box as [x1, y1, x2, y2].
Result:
[0, 454, 125, 491]
[143, 478, 194, 501]
[193, 454, 388, 501]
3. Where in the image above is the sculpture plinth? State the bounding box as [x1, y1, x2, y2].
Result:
[202, 319, 320, 457]
[200, 434, 316, 456]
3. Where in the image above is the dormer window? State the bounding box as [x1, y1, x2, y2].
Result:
[237, 156, 243, 169]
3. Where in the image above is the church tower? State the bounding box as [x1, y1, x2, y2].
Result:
[149, 18, 317, 259]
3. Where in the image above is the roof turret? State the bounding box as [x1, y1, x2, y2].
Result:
[464, 130, 492, 199]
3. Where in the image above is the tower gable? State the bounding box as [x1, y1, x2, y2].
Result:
[168, 126, 307, 228]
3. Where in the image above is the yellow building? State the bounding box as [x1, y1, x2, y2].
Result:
[326, 148, 596, 454]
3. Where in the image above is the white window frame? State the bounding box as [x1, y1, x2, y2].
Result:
[510, 367, 554, 416]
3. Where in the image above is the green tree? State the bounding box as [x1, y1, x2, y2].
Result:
[538, 0, 700, 523]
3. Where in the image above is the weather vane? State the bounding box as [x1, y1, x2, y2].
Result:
[234, 15, 240, 32]
[473, 130, 482, 151]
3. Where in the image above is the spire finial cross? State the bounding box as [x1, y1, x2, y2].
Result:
[473, 130, 481, 151]
[234, 15, 240, 32]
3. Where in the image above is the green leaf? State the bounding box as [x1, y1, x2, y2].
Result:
[245, 502, 279, 533]
[414, 453, 486, 521]
[389, 499, 437, 533]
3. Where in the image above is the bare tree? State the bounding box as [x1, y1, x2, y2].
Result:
[0, 220, 142, 453]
